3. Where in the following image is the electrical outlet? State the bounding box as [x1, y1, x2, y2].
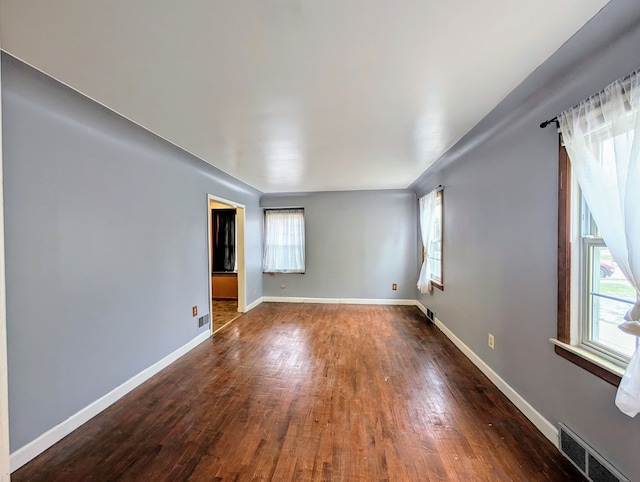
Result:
[488, 333, 495, 350]
[192, 306, 198, 317]
[392, 283, 397, 290]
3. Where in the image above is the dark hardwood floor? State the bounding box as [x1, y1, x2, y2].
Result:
[13, 303, 584, 481]
[212, 299, 240, 332]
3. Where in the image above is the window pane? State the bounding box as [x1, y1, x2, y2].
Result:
[587, 245, 638, 359]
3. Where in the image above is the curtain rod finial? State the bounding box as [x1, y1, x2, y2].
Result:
[540, 117, 559, 129]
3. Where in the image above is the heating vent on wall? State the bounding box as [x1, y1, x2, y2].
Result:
[559, 424, 628, 482]
[425, 308, 435, 324]
[198, 314, 210, 328]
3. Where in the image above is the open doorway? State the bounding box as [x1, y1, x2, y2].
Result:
[207, 195, 246, 334]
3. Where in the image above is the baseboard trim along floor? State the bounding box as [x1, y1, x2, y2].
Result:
[12, 297, 556, 472]
[9, 331, 211, 472]
[262, 296, 416, 305]
[415, 301, 557, 447]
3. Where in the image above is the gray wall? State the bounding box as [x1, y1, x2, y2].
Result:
[261, 190, 418, 300]
[1, 54, 263, 450]
[412, 2, 640, 480]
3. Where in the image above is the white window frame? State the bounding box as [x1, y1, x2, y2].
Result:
[573, 184, 638, 367]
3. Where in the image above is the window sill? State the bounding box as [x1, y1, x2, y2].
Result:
[550, 338, 623, 386]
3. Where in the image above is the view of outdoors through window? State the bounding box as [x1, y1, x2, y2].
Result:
[579, 131, 639, 362]
[588, 245, 639, 359]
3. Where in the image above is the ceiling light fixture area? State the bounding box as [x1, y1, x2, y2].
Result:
[0, 1, 611, 192]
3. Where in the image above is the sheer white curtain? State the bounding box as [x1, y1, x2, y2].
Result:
[559, 68, 640, 417]
[417, 190, 437, 293]
[263, 209, 305, 273]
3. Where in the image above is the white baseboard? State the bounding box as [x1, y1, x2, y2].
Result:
[245, 296, 263, 312]
[431, 316, 558, 446]
[262, 296, 417, 306]
[10, 331, 211, 472]
[11, 298, 558, 472]
[415, 300, 428, 315]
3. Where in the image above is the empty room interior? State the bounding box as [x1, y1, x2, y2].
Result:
[1, 0, 640, 480]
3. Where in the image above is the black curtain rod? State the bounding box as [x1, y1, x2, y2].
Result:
[539, 66, 640, 129]
[540, 117, 559, 129]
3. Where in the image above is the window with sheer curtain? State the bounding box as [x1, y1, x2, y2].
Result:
[557, 67, 640, 417]
[263, 209, 305, 273]
[417, 188, 443, 293]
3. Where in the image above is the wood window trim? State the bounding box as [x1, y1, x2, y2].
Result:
[556, 143, 621, 386]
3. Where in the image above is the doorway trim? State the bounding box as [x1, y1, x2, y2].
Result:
[0, 42, 11, 480]
[207, 194, 246, 335]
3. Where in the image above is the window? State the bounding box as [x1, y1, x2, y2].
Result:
[556, 69, 640, 415]
[430, 190, 443, 287]
[554, 69, 640, 392]
[556, 148, 638, 385]
[557, 147, 621, 385]
[417, 187, 443, 292]
[576, 175, 638, 364]
[263, 208, 305, 273]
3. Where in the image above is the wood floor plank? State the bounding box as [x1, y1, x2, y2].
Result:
[13, 303, 584, 481]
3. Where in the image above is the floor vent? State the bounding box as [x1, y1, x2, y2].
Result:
[198, 314, 210, 328]
[425, 308, 435, 324]
[559, 424, 628, 482]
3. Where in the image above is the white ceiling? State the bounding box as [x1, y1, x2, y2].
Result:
[0, 0, 609, 193]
